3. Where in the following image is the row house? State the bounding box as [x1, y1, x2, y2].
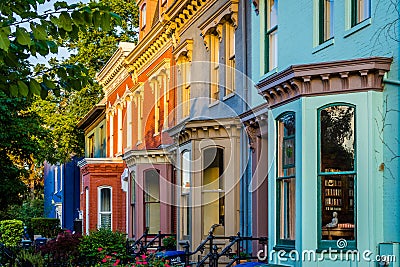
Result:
[241, 0, 400, 266]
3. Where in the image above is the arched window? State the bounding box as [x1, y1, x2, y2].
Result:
[144, 169, 160, 233]
[318, 104, 356, 247]
[276, 112, 295, 246]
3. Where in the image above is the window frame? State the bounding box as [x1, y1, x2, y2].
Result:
[210, 34, 220, 102]
[181, 150, 191, 238]
[275, 111, 296, 248]
[265, 0, 278, 73]
[201, 147, 225, 237]
[143, 169, 161, 234]
[98, 186, 112, 230]
[225, 23, 235, 97]
[318, 0, 334, 45]
[141, 3, 147, 29]
[350, 0, 370, 27]
[317, 102, 357, 250]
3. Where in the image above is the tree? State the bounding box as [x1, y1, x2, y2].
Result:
[0, 0, 123, 214]
[32, 0, 138, 164]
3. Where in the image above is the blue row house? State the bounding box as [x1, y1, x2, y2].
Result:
[43, 157, 82, 231]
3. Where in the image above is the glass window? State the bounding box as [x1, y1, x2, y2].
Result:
[202, 148, 224, 236]
[351, 0, 370, 27]
[181, 151, 191, 236]
[99, 187, 112, 230]
[319, 0, 334, 44]
[210, 35, 219, 102]
[265, 0, 278, 72]
[141, 4, 146, 28]
[88, 134, 94, 158]
[319, 104, 356, 246]
[276, 112, 295, 246]
[179, 59, 191, 118]
[144, 169, 160, 234]
[225, 23, 235, 96]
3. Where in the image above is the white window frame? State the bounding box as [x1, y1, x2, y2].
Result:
[98, 186, 112, 230]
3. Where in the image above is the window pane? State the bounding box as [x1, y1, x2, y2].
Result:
[202, 148, 224, 236]
[278, 178, 295, 240]
[268, 0, 278, 29]
[321, 175, 355, 240]
[145, 202, 160, 233]
[145, 170, 160, 201]
[100, 214, 111, 229]
[320, 105, 355, 172]
[100, 188, 111, 212]
[277, 113, 295, 177]
[182, 151, 191, 194]
[268, 30, 278, 70]
[182, 195, 190, 236]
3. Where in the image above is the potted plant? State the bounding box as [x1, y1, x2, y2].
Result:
[162, 236, 176, 251]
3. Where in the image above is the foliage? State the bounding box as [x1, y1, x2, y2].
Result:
[39, 230, 82, 266]
[0, 220, 24, 247]
[162, 236, 176, 250]
[16, 249, 45, 267]
[32, 0, 139, 164]
[31, 218, 61, 238]
[130, 254, 171, 267]
[78, 228, 127, 265]
[5, 198, 44, 239]
[0, 0, 120, 98]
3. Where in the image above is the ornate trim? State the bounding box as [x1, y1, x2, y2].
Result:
[256, 57, 393, 108]
[173, 39, 194, 62]
[123, 149, 171, 167]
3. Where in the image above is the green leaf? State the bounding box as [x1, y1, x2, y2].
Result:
[31, 23, 47, 41]
[43, 78, 56, 90]
[29, 79, 41, 96]
[53, 88, 60, 97]
[0, 31, 10, 52]
[15, 27, 31, 46]
[71, 11, 85, 25]
[40, 87, 48, 100]
[17, 81, 29, 96]
[47, 41, 58, 53]
[93, 11, 102, 29]
[10, 85, 18, 97]
[101, 12, 111, 31]
[54, 1, 68, 10]
[59, 11, 73, 31]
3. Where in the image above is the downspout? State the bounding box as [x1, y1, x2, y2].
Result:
[239, 0, 250, 241]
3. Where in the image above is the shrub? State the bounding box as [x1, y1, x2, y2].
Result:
[31, 218, 61, 238]
[39, 230, 82, 266]
[0, 219, 24, 247]
[77, 228, 127, 265]
[16, 249, 44, 267]
[162, 236, 176, 250]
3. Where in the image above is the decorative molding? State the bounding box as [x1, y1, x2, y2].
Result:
[77, 157, 124, 168]
[173, 39, 194, 62]
[256, 57, 393, 108]
[169, 117, 241, 145]
[123, 149, 171, 167]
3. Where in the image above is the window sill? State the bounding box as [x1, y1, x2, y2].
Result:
[153, 132, 160, 137]
[260, 68, 278, 82]
[317, 240, 356, 252]
[223, 92, 235, 101]
[208, 100, 220, 108]
[136, 140, 142, 146]
[273, 244, 295, 252]
[344, 18, 372, 38]
[312, 38, 334, 54]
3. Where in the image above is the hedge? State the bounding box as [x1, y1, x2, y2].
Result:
[31, 218, 61, 238]
[0, 219, 24, 247]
